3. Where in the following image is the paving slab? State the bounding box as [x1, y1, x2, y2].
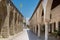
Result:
[10, 28, 41, 40]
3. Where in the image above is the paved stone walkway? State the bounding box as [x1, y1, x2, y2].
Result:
[10, 29, 40, 40]
[0, 28, 59, 40]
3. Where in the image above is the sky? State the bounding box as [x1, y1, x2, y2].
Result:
[12, 0, 39, 18]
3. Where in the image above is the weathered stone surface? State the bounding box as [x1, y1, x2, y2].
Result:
[0, 0, 23, 38]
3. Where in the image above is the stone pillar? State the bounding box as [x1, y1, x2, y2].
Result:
[56, 22, 58, 31]
[9, 12, 13, 35]
[45, 23, 48, 40]
[33, 27, 35, 33]
[19, 20, 21, 32]
[38, 24, 40, 37]
[15, 13, 16, 33]
[16, 13, 19, 33]
[19, 15, 23, 32]
[18, 14, 21, 33]
[1, 3, 10, 38]
[35, 26, 37, 34]
[9, 10, 15, 35]
[32, 27, 34, 32]
[13, 10, 15, 34]
[52, 23, 54, 33]
[48, 24, 50, 32]
[34, 27, 35, 33]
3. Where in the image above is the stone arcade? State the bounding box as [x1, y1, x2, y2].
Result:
[0, 0, 23, 38]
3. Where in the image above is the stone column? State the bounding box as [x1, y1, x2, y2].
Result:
[45, 23, 48, 40]
[35, 26, 37, 34]
[15, 13, 17, 34]
[34, 27, 35, 33]
[33, 27, 35, 33]
[56, 22, 58, 31]
[52, 23, 54, 33]
[32, 27, 34, 32]
[32, 26, 34, 32]
[9, 10, 15, 35]
[1, 3, 10, 38]
[19, 18, 23, 31]
[10, 10, 15, 35]
[38, 24, 40, 37]
[18, 14, 20, 33]
[13, 10, 15, 34]
[19, 20, 21, 32]
[16, 13, 19, 33]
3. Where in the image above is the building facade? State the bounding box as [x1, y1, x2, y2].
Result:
[29, 0, 60, 38]
[0, 0, 23, 38]
[29, 0, 43, 37]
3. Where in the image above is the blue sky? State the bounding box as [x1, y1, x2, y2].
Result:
[12, 0, 39, 18]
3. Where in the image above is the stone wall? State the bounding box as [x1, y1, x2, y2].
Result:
[29, 0, 60, 37]
[51, 5, 60, 23]
[0, 0, 23, 38]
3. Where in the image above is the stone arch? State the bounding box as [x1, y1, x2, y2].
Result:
[43, 0, 53, 22]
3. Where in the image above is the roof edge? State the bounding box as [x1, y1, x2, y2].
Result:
[29, 0, 42, 21]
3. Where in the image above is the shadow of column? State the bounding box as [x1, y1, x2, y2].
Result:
[27, 29, 40, 40]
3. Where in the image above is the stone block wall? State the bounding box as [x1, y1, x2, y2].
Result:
[0, 0, 24, 38]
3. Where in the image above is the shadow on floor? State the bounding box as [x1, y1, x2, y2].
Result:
[27, 29, 60, 40]
[40, 32, 60, 40]
[27, 30, 41, 40]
